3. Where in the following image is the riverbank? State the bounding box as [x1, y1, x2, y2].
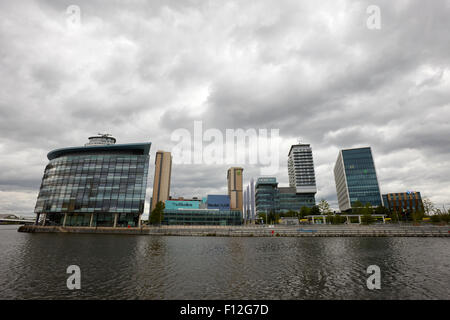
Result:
[18, 224, 450, 237]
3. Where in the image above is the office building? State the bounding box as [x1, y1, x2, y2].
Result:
[382, 191, 423, 213]
[288, 143, 317, 194]
[227, 167, 244, 212]
[163, 209, 242, 226]
[255, 177, 279, 215]
[150, 150, 172, 212]
[287, 143, 317, 208]
[255, 177, 316, 215]
[34, 135, 151, 227]
[162, 194, 240, 225]
[278, 187, 315, 213]
[334, 147, 382, 212]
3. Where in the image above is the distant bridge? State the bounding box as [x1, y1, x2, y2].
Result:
[0, 218, 35, 224]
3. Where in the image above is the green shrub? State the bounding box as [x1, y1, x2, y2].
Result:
[412, 210, 424, 222]
[333, 215, 347, 224]
[350, 217, 359, 223]
[430, 215, 441, 223]
[389, 212, 400, 222]
[361, 214, 375, 225]
[431, 213, 450, 224]
[441, 214, 450, 223]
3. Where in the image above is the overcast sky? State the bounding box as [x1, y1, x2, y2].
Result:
[1, 0, 449, 216]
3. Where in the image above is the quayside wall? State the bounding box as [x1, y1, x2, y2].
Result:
[18, 225, 450, 237]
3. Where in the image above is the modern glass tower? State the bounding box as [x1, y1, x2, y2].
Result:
[255, 177, 279, 215]
[287, 143, 317, 206]
[334, 147, 382, 212]
[34, 135, 151, 227]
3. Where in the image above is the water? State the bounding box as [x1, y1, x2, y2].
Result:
[0, 225, 449, 299]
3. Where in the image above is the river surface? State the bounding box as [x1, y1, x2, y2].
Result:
[0, 225, 449, 299]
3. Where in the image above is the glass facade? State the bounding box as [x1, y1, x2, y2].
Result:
[207, 195, 230, 210]
[35, 141, 151, 227]
[342, 148, 382, 208]
[163, 209, 242, 226]
[255, 178, 279, 214]
[278, 189, 315, 213]
[255, 178, 315, 215]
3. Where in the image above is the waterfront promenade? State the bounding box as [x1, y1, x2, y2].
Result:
[18, 224, 450, 237]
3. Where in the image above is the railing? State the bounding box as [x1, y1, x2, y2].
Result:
[0, 219, 35, 224]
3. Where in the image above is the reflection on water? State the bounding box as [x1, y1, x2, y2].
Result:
[0, 225, 449, 299]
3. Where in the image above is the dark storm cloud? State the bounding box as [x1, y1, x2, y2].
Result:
[0, 0, 449, 214]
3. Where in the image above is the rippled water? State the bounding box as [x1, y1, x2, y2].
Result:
[0, 225, 449, 299]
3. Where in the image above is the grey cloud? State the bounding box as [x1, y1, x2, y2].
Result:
[0, 0, 449, 215]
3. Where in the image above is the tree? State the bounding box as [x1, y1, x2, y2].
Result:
[442, 213, 450, 224]
[360, 203, 375, 224]
[150, 201, 165, 225]
[374, 205, 389, 215]
[430, 214, 441, 223]
[299, 206, 311, 218]
[351, 200, 364, 215]
[422, 197, 434, 216]
[429, 209, 450, 224]
[265, 210, 280, 224]
[390, 210, 400, 222]
[318, 199, 332, 215]
[258, 211, 279, 224]
[329, 215, 346, 224]
[310, 205, 320, 216]
[361, 203, 373, 215]
[361, 213, 375, 225]
[412, 209, 424, 223]
[284, 210, 298, 218]
[257, 213, 266, 224]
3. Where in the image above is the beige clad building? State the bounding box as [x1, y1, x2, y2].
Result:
[227, 167, 244, 212]
[150, 151, 172, 212]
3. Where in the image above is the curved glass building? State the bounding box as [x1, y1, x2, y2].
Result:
[34, 135, 151, 227]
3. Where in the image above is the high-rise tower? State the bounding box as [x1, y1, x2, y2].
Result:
[227, 167, 244, 212]
[334, 147, 382, 212]
[150, 151, 172, 212]
[288, 143, 317, 205]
